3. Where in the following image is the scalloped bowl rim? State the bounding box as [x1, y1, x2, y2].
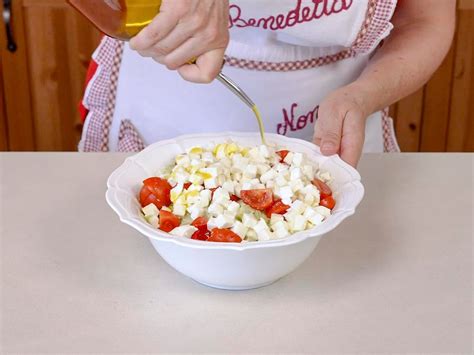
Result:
[106, 132, 364, 251]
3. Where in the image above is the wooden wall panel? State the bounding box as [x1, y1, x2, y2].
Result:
[22, 0, 101, 151]
[0, 0, 36, 151]
[419, 46, 455, 152]
[0, 63, 8, 151]
[446, 9, 473, 152]
[394, 1, 473, 153]
[393, 89, 424, 152]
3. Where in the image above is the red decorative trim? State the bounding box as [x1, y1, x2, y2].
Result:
[352, 0, 397, 53]
[224, 49, 356, 72]
[117, 120, 146, 152]
[79, 59, 99, 122]
[81, 37, 124, 152]
[382, 108, 400, 153]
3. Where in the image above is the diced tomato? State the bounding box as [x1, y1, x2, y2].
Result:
[312, 178, 333, 199]
[265, 200, 290, 218]
[139, 177, 172, 208]
[240, 189, 273, 211]
[184, 182, 192, 190]
[139, 188, 160, 209]
[191, 229, 209, 241]
[277, 150, 290, 162]
[208, 229, 242, 243]
[159, 210, 181, 233]
[191, 216, 208, 232]
[320, 196, 336, 210]
[230, 194, 240, 202]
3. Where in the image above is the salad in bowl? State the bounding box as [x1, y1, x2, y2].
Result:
[106, 132, 364, 290]
[139, 142, 337, 244]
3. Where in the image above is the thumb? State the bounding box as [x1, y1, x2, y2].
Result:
[318, 105, 344, 156]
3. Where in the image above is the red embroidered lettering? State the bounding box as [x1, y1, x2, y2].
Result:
[277, 103, 320, 136]
[229, 0, 353, 30]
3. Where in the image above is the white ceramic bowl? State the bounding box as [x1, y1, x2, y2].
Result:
[106, 132, 364, 290]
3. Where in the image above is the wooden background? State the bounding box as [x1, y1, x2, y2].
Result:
[0, 0, 472, 152]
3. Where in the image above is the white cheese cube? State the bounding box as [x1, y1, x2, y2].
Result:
[302, 165, 314, 179]
[208, 203, 224, 216]
[282, 197, 293, 206]
[317, 171, 332, 182]
[245, 229, 258, 242]
[292, 152, 303, 167]
[204, 178, 218, 189]
[222, 181, 235, 194]
[243, 164, 258, 179]
[315, 206, 331, 218]
[173, 204, 187, 217]
[308, 213, 325, 226]
[272, 221, 290, 239]
[213, 214, 234, 229]
[232, 172, 243, 182]
[270, 214, 285, 225]
[275, 163, 289, 173]
[260, 169, 277, 184]
[188, 204, 205, 220]
[266, 181, 275, 189]
[170, 225, 197, 238]
[275, 175, 288, 187]
[256, 164, 271, 175]
[142, 203, 159, 217]
[212, 188, 230, 205]
[290, 167, 302, 181]
[242, 181, 253, 190]
[145, 215, 159, 229]
[242, 213, 258, 228]
[274, 227, 290, 239]
[231, 221, 248, 239]
[276, 186, 293, 200]
[283, 152, 294, 165]
[217, 174, 226, 186]
[259, 145, 270, 158]
[257, 229, 274, 241]
[253, 219, 270, 234]
[227, 201, 241, 215]
[290, 179, 305, 193]
[303, 206, 317, 219]
[289, 200, 306, 214]
[304, 193, 315, 206]
[233, 182, 242, 196]
[292, 215, 308, 232]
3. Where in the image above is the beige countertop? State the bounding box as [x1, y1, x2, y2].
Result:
[1, 153, 472, 354]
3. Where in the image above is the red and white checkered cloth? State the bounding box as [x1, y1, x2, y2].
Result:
[81, 37, 124, 152]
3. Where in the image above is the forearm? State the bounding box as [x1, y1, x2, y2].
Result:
[348, 10, 455, 114]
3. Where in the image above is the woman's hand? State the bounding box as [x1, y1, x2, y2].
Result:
[129, 0, 230, 83]
[313, 85, 371, 167]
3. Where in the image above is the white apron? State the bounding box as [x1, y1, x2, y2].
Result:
[79, 0, 400, 153]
